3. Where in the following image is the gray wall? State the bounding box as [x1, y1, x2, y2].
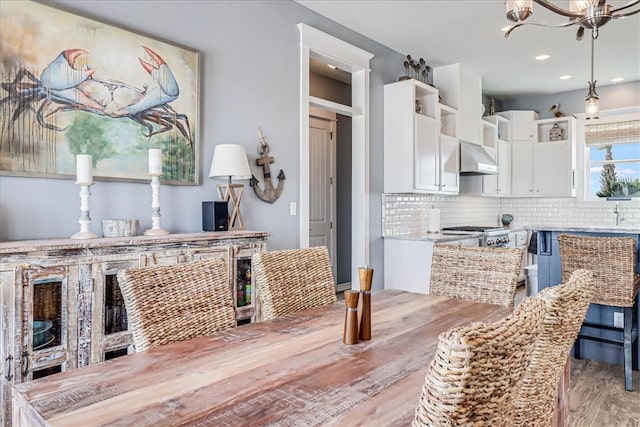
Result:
[499, 80, 640, 118]
[0, 0, 403, 290]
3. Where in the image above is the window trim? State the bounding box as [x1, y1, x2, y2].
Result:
[575, 106, 640, 205]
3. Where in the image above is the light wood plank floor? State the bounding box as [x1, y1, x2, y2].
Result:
[570, 358, 640, 427]
[516, 284, 640, 426]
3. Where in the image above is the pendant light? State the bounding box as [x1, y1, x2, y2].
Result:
[585, 34, 599, 119]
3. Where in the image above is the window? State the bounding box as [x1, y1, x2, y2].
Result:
[586, 119, 640, 199]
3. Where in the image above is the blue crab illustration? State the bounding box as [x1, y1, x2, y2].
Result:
[0, 46, 192, 145]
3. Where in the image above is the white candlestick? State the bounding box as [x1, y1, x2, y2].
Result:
[76, 154, 93, 185]
[148, 149, 162, 176]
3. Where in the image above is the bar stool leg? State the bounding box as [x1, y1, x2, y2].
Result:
[624, 306, 633, 391]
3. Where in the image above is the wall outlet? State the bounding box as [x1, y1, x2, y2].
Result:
[614, 312, 624, 329]
[289, 202, 297, 216]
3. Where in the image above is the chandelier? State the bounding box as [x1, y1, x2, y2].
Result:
[504, 1, 640, 39]
[504, 1, 640, 119]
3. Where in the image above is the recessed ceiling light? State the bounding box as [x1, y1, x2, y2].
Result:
[560, 75, 572, 80]
[611, 77, 624, 82]
[536, 54, 550, 60]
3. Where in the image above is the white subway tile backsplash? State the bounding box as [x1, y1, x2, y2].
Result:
[383, 194, 640, 236]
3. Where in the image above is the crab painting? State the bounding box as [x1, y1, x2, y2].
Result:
[0, 46, 192, 145]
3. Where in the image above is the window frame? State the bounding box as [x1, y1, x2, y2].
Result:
[575, 106, 640, 205]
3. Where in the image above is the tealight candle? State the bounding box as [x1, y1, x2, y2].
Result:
[148, 149, 162, 175]
[76, 154, 93, 185]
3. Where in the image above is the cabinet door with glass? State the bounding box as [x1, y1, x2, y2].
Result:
[18, 263, 79, 382]
[91, 257, 139, 364]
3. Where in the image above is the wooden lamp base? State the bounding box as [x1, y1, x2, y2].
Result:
[217, 183, 245, 229]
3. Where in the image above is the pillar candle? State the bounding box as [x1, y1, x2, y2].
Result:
[149, 149, 162, 175]
[76, 154, 93, 185]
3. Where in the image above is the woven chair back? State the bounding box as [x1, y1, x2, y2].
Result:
[117, 258, 236, 352]
[557, 234, 640, 307]
[252, 246, 337, 321]
[430, 244, 524, 307]
[413, 296, 545, 426]
[513, 269, 595, 427]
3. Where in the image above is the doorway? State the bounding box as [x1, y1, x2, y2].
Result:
[298, 24, 373, 289]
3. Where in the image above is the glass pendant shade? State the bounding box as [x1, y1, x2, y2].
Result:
[569, 0, 598, 13]
[585, 95, 599, 120]
[506, 0, 533, 21]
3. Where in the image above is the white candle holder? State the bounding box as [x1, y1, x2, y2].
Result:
[143, 174, 169, 236]
[70, 183, 98, 239]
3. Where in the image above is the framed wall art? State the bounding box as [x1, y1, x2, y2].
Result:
[0, 1, 199, 184]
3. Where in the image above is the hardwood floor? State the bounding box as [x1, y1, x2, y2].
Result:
[516, 284, 640, 426]
[570, 358, 640, 427]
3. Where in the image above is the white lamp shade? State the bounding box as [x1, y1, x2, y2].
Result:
[208, 144, 251, 180]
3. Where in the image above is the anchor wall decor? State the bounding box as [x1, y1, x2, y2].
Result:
[250, 127, 285, 204]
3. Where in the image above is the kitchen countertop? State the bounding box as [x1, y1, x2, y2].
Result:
[526, 225, 639, 234]
[383, 232, 482, 242]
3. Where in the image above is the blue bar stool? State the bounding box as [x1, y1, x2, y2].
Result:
[557, 234, 640, 391]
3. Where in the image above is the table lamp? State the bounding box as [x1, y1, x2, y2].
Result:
[208, 144, 251, 229]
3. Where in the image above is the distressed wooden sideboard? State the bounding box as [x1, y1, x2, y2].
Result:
[0, 231, 269, 426]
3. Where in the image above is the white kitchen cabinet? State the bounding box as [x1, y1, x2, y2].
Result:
[459, 116, 510, 196]
[433, 63, 483, 145]
[384, 79, 459, 195]
[499, 110, 538, 142]
[384, 237, 480, 295]
[511, 116, 576, 196]
[483, 116, 511, 196]
[414, 113, 440, 192]
[511, 140, 535, 195]
[439, 134, 460, 193]
[384, 239, 435, 295]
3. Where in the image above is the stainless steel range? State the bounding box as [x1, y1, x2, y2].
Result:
[441, 226, 512, 247]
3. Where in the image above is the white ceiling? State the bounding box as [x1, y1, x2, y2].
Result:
[296, 1, 640, 98]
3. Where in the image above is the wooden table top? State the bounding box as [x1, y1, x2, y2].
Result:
[13, 289, 512, 426]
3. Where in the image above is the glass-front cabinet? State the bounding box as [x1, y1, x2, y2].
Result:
[19, 264, 78, 381]
[0, 231, 269, 427]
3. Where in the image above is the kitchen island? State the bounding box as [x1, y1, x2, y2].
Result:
[534, 226, 640, 370]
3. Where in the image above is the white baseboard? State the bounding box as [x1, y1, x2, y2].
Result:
[336, 282, 352, 292]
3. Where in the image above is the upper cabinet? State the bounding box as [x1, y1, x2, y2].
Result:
[533, 117, 577, 196]
[500, 111, 576, 197]
[459, 115, 511, 197]
[499, 110, 538, 142]
[433, 63, 483, 145]
[384, 79, 459, 195]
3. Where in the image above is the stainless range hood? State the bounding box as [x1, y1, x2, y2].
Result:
[459, 140, 498, 175]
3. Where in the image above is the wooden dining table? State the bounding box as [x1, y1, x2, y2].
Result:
[13, 289, 518, 426]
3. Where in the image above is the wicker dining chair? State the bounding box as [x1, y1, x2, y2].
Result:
[117, 258, 236, 352]
[252, 246, 337, 321]
[413, 295, 545, 426]
[557, 233, 640, 391]
[430, 243, 524, 307]
[513, 268, 595, 427]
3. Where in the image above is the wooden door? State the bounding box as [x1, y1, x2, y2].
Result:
[309, 115, 336, 273]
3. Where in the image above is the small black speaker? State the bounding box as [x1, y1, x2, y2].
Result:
[202, 201, 229, 231]
[214, 201, 229, 231]
[202, 201, 214, 231]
